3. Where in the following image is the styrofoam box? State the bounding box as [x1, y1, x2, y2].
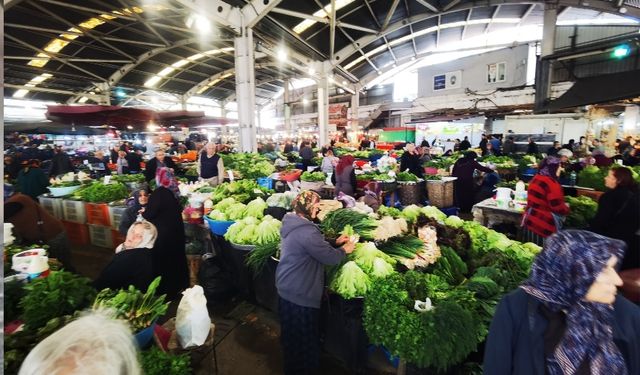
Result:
[62, 200, 87, 224]
[88, 224, 113, 249]
[108, 206, 128, 230]
[38, 195, 63, 219]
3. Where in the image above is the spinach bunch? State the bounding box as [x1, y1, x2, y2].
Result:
[140, 347, 191, 375]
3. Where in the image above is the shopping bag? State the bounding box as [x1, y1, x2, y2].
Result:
[175, 285, 211, 348]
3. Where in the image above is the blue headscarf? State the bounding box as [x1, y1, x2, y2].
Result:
[520, 230, 627, 375]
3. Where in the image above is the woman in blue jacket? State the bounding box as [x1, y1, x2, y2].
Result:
[484, 230, 640, 375]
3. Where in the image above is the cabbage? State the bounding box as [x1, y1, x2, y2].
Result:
[226, 203, 248, 221]
[486, 231, 512, 250]
[330, 261, 371, 299]
[246, 197, 267, 219]
[352, 242, 396, 273]
[255, 217, 282, 245]
[444, 215, 464, 228]
[215, 197, 237, 212]
[371, 257, 395, 278]
[401, 205, 422, 223]
[421, 206, 446, 222]
[522, 242, 542, 255]
[208, 209, 227, 221]
[266, 192, 296, 209]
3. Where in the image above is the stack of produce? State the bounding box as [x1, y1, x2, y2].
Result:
[564, 195, 598, 229]
[300, 171, 327, 182]
[210, 180, 272, 204]
[208, 197, 267, 221]
[224, 215, 282, 245]
[266, 192, 297, 210]
[319, 208, 377, 240]
[220, 153, 275, 179]
[75, 181, 129, 203]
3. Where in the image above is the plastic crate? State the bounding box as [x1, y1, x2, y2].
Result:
[257, 177, 273, 190]
[111, 229, 126, 248]
[88, 224, 114, 249]
[61, 220, 90, 246]
[85, 203, 111, 226]
[62, 200, 87, 224]
[108, 205, 128, 230]
[38, 195, 63, 219]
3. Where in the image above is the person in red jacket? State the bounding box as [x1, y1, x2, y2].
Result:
[522, 156, 570, 245]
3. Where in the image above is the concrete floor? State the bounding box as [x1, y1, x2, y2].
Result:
[71, 245, 396, 375]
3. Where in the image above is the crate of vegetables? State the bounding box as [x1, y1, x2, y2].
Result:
[300, 171, 326, 192]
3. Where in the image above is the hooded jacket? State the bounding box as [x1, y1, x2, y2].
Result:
[276, 213, 346, 308]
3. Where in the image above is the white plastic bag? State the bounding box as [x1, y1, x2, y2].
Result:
[175, 285, 211, 348]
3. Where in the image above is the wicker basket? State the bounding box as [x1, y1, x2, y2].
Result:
[379, 180, 397, 192]
[426, 179, 455, 208]
[397, 182, 421, 206]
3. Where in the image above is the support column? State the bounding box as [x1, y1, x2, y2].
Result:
[317, 61, 330, 147]
[350, 87, 360, 140]
[234, 28, 257, 152]
[95, 82, 111, 105]
[535, 4, 557, 112]
[220, 101, 229, 143]
[180, 95, 188, 110]
[283, 79, 292, 136]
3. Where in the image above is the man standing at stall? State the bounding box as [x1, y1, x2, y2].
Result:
[48, 145, 74, 177]
[198, 142, 225, 186]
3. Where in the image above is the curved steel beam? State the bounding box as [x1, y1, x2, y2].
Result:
[68, 38, 199, 103]
[184, 63, 277, 99]
[331, 0, 638, 68]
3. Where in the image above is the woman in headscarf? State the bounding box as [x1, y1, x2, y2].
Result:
[452, 151, 494, 212]
[590, 167, 640, 271]
[331, 155, 356, 197]
[522, 156, 570, 245]
[484, 230, 640, 375]
[276, 191, 356, 375]
[16, 159, 49, 200]
[141, 167, 188, 299]
[118, 188, 150, 236]
[399, 143, 424, 178]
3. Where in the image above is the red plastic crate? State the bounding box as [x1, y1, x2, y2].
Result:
[61, 220, 90, 246]
[85, 203, 111, 226]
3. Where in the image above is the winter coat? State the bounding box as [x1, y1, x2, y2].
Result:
[276, 214, 346, 308]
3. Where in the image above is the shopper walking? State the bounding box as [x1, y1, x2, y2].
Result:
[451, 151, 494, 212]
[16, 159, 49, 200]
[590, 167, 640, 271]
[459, 136, 471, 151]
[142, 167, 188, 299]
[527, 137, 539, 155]
[48, 145, 74, 177]
[522, 157, 570, 244]
[331, 155, 356, 197]
[143, 148, 177, 183]
[320, 148, 338, 175]
[276, 191, 355, 375]
[116, 150, 129, 175]
[299, 142, 315, 170]
[484, 230, 640, 375]
[479, 134, 489, 156]
[198, 142, 225, 186]
[399, 143, 424, 178]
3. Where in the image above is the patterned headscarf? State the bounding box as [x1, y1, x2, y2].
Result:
[291, 190, 320, 220]
[155, 167, 179, 198]
[538, 156, 561, 179]
[520, 230, 627, 375]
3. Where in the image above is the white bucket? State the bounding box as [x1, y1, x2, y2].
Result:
[495, 187, 513, 201]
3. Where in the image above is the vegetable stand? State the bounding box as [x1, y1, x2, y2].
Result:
[471, 198, 524, 232]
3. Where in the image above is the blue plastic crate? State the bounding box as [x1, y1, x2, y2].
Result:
[257, 177, 273, 190]
[439, 206, 459, 217]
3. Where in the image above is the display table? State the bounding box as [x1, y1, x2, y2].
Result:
[472, 198, 524, 228]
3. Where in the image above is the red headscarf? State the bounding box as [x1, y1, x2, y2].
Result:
[336, 155, 354, 175]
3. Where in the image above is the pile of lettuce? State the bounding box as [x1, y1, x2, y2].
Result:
[564, 195, 598, 229]
[208, 197, 267, 221]
[224, 215, 281, 245]
[221, 153, 275, 179]
[210, 180, 272, 204]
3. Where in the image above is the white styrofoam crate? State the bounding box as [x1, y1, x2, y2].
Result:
[108, 205, 128, 230]
[88, 224, 113, 249]
[38, 195, 63, 219]
[62, 200, 87, 224]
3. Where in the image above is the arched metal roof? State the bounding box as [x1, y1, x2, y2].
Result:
[4, 0, 638, 105]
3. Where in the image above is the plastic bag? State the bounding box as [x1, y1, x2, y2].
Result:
[175, 285, 211, 348]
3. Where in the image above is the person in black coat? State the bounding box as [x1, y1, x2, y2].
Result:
[142, 167, 188, 299]
[119, 188, 150, 236]
[527, 137, 539, 155]
[479, 134, 488, 156]
[459, 136, 471, 151]
[143, 148, 177, 182]
[93, 220, 157, 292]
[484, 230, 640, 375]
[451, 151, 494, 212]
[125, 150, 142, 173]
[399, 143, 424, 178]
[590, 167, 640, 271]
[48, 146, 74, 177]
